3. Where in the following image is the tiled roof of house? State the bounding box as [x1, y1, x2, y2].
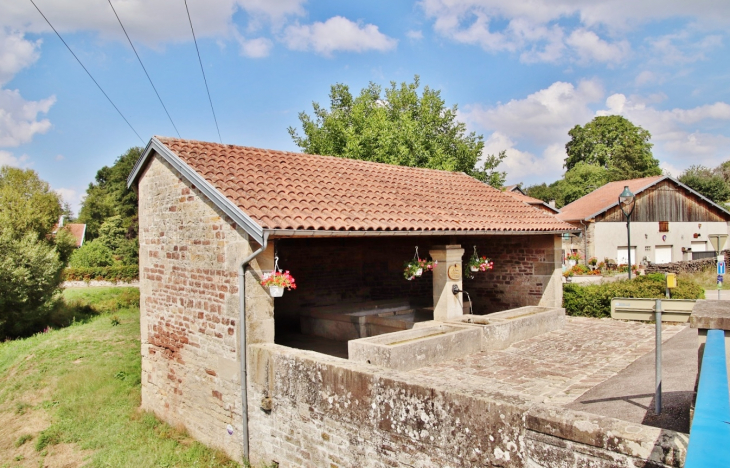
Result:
[52, 223, 86, 247]
[557, 176, 665, 222]
[506, 191, 560, 214]
[145, 137, 576, 234]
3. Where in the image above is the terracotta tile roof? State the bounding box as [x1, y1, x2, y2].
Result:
[506, 191, 560, 213]
[52, 223, 86, 247]
[156, 137, 577, 233]
[557, 176, 665, 222]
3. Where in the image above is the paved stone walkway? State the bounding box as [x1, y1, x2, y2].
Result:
[411, 317, 687, 406]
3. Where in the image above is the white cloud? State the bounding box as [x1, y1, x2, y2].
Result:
[55, 154, 64, 161]
[0, 149, 29, 167]
[407, 30, 424, 40]
[462, 79, 603, 144]
[54, 187, 82, 215]
[233, 29, 273, 57]
[282, 16, 397, 56]
[419, 0, 727, 65]
[0, 30, 41, 86]
[635, 71, 656, 86]
[565, 29, 630, 64]
[0, 88, 55, 147]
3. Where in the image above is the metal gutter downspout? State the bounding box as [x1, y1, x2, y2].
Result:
[238, 231, 269, 462]
[579, 219, 588, 265]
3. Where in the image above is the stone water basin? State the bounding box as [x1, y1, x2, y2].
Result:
[348, 324, 480, 371]
[448, 306, 565, 351]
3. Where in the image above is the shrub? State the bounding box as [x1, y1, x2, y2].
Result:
[564, 274, 704, 318]
[69, 240, 114, 268]
[0, 231, 63, 338]
[62, 265, 139, 283]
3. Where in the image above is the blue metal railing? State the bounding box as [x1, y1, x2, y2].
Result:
[684, 329, 730, 467]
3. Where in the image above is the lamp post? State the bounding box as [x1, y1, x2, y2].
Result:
[619, 186, 636, 279]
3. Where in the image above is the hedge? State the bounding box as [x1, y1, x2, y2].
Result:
[62, 265, 139, 283]
[563, 273, 705, 318]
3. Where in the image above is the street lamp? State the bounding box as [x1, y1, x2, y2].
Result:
[619, 186, 636, 279]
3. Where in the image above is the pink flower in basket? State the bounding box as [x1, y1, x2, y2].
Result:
[261, 271, 296, 290]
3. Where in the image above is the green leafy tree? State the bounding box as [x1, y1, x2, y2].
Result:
[69, 240, 115, 268]
[78, 147, 141, 240]
[0, 230, 64, 338]
[555, 163, 610, 207]
[565, 115, 660, 180]
[472, 151, 507, 188]
[289, 76, 486, 175]
[678, 165, 730, 203]
[53, 228, 78, 265]
[0, 166, 62, 239]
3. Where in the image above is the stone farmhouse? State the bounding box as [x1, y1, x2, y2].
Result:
[127, 137, 693, 467]
[557, 175, 730, 266]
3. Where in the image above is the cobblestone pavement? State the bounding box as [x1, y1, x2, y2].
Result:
[411, 317, 687, 406]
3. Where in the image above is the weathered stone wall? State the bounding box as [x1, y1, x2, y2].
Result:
[247, 343, 687, 468]
[275, 234, 562, 320]
[645, 249, 730, 274]
[137, 155, 275, 461]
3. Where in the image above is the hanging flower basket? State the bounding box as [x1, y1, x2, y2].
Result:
[403, 247, 437, 280]
[465, 246, 494, 278]
[260, 270, 296, 297]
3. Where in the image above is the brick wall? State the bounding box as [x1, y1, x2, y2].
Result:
[247, 343, 686, 468]
[274, 234, 562, 322]
[138, 155, 274, 461]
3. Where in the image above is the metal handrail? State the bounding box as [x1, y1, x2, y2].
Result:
[684, 329, 730, 467]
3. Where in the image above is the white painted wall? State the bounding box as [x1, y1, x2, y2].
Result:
[591, 221, 729, 264]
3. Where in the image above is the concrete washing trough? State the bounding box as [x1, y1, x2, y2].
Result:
[448, 306, 565, 351]
[348, 324, 481, 371]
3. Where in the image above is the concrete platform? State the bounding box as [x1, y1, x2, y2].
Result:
[411, 316, 692, 433]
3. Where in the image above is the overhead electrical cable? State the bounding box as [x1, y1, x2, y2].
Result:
[28, 0, 144, 144]
[107, 0, 181, 138]
[183, 0, 222, 143]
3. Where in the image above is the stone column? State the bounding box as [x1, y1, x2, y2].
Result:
[429, 244, 465, 322]
[690, 300, 730, 379]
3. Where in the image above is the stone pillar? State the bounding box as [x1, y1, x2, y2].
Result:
[690, 300, 730, 380]
[429, 245, 465, 322]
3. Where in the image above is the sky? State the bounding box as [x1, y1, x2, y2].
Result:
[1, 0, 730, 215]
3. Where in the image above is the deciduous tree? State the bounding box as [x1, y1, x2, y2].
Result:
[289, 76, 489, 176]
[565, 115, 660, 180]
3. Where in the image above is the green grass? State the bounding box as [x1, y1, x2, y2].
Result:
[679, 267, 730, 290]
[0, 287, 241, 467]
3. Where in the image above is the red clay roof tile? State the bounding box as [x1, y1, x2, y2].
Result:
[157, 137, 576, 233]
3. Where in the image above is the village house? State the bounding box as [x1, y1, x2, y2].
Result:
[557, 175, 730, 266]
[127, 136, 697, 468]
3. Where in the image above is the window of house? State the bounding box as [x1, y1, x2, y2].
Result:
[645, 246, 651, 251]
[659, 221, 669, 232]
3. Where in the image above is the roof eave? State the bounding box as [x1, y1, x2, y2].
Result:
[266, 228, 580, 238]
[127, 136, 266, 245]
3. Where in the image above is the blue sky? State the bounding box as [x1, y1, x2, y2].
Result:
[1, 0, 729, 214]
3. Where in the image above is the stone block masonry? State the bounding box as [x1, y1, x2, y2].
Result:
[248, 343, 687, 468]
[137, 155, 274, 461]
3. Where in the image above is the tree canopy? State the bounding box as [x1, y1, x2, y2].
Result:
[678, 165, 730, 204]
[288, 76, 504, 183]
[78, 147, 141, 240]
[565, 115, 661, 180]
[0, 166, 62, 239]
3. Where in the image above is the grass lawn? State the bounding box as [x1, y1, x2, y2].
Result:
[0, 287, 240, 468]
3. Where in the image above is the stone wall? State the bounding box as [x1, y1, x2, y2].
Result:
[247, 343, 687, 468]
[137, 155, 275, 461]
[644, 250, 730, 274]
[275, 234, 562, 321]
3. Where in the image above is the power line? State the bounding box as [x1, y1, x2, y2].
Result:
[28, 0, 144, 144]
[184, 0, 222, 144]
[107, 0, 181, 138]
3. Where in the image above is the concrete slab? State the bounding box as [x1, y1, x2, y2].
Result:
[567, 325, 697, 433]
[411, 316, 692, 432]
